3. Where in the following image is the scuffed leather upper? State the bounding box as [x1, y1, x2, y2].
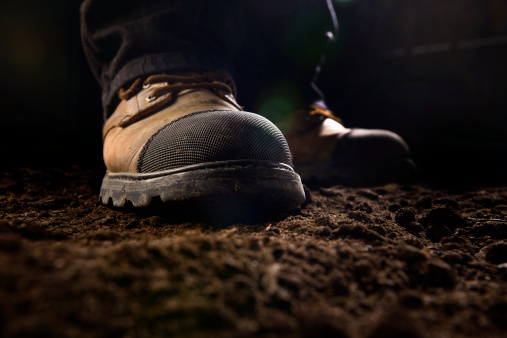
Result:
[103, 85, 240, 173]
[284, 104, 410, 165]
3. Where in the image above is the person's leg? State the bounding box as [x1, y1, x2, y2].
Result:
[237, 0, 417, 185]
[81, 0, 245, 117]
[235, 0, 334, 115]
[80, 0, 305, 218]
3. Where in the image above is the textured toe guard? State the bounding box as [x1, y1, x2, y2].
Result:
[138, 110, 293, 172]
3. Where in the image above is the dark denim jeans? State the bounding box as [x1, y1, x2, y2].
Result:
[80, 0, 337, 117]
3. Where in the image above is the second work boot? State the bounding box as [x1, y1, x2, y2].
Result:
[285, 101, 417, 185]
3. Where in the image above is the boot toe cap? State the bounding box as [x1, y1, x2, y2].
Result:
[331, 128, 417, 184]
[138, 110, 293, 173]
[334, 128, 410, 161]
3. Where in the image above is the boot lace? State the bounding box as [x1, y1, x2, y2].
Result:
[118, 71, 243, 111]
[308, 104, 343, 125]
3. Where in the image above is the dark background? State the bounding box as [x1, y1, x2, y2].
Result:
[1, 0, 506, 185]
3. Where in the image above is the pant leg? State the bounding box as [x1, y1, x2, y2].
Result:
[235, 0, 337, 114]
[80, 0, 245, 117]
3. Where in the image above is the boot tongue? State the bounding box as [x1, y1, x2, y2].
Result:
[288, 107, 326, 136]
[308, 103, 344, 125]
[287, 102, 344, 137]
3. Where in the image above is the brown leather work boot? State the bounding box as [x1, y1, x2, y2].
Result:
[285, 101, 417, 185]
[100, 72, 305, 218]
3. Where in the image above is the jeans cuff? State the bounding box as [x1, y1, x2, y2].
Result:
[102, 52, 234, 118]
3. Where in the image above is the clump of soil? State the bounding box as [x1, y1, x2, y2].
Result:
[1, 167, 507, 337]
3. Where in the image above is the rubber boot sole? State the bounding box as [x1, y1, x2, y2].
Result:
[100, 160, 305, 220]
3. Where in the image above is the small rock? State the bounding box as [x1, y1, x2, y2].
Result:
[483, 242, 507, 264]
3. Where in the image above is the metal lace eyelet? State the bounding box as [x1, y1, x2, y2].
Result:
[146, 94, 158, 103]
[142, 82, 151, 89]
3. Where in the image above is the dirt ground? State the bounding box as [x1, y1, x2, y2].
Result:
[1, 167, 507, 337]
